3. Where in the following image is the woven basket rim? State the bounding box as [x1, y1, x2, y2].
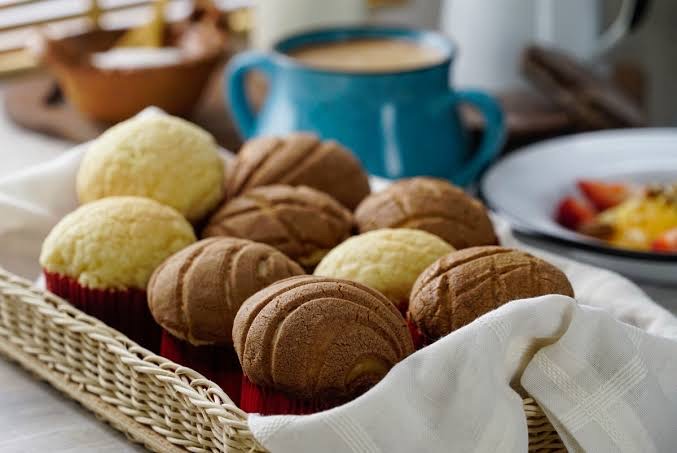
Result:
[0, 266, 566, 452]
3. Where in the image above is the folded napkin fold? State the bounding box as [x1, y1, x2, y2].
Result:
[250, 296, 677, 453]
[1, 110, 676, 452]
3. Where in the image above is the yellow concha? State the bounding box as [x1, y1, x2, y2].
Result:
[40, 196, 196, 290]
[314, 228, 454, 305]
[76, 114, 224, 223]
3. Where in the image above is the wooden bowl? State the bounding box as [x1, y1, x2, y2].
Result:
[41, 26, 227, 123]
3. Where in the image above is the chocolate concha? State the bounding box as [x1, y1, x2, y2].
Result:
[233, 275, 414, 400]
[409, 246, 574, 341]
[147, 237, 304, 346]
[226, 133, 371, 209]
[355, 177, 498, 249]
[202, 185, 354, 268]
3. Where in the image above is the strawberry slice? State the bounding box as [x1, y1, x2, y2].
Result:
[577, 180, 631, 211]
[651, 228, 677, 253]
[556, 196, 597, 230]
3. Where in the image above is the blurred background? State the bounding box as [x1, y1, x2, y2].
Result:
[0, 0, 675, 122]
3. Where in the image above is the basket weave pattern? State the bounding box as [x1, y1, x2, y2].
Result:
[0, 267, 566, 452]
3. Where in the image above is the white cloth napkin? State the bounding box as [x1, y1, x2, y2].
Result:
[250, 297, 677, 453]
[248, 227, 677, 453]
[1, 115, 676, 452]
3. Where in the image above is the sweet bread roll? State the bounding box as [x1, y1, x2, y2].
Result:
[409, 246, 574, 341]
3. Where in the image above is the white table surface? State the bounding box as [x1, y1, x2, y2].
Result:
[0, 90, 148, 452]
[0, 89, 675, 452]
[0, 358, 145, 453]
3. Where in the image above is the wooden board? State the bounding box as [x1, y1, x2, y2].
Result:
[4, 67, 245, 152]
[5, 70, 576, 154]
[462, 90, 577, 151]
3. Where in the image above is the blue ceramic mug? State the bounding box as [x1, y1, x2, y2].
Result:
[226, 27, 505, 185]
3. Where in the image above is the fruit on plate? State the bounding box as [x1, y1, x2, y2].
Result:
[651, 228, 677, 252]
[577, 180, 632, 211]
[555, 196, 596, 230]
[555, 180, 677, 253]
[597, 192, 677, 250]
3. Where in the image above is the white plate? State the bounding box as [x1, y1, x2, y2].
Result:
[480, 128, 677, 285]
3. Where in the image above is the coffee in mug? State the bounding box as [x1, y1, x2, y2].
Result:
[287, 38, 444, 73]
[226, 27, 505, 184]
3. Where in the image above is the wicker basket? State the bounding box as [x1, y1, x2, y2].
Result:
[0, 266, 566, 452]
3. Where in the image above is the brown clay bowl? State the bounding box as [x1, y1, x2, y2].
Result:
[41, 25, 228, 123]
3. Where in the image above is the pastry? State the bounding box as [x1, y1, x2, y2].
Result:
[40, 196, 196, 350]
[409, 246, 574, 345]
[355, 177, 498, 248]
[225, 133, 370, 209]
[233, 275, 414, 415]
[314, 228, 454, 313]
[148, 237, 304, 402]
[203, 184, 354, 268]
[77, 113, 224, 223]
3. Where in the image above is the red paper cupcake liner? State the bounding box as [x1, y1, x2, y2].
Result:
[44, 271, 161, 352]
[160, 331, 242, 405]
[407, 317, 428, 350]
[395, 301, 408, 318]
[240, 376, 343, 415]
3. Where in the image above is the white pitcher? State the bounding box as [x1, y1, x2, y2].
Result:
[251, 0, 367, 50]
[441, 0, 650, 91]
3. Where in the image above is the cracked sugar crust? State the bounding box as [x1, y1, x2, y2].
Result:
[408, 246, 575, 340]
[355, 177, 498, 249]
[225, 133, 371, 209]
[76, 114, 224, 223]
[233, 275, 414, 400]
[148, 237, 304, 346]
[202, 185, 354, 268]
[40, 196, 196, 290]
[314, 228, 454, 305]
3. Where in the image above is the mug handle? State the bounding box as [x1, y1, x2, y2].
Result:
[226, 51, 275, 139]
[453, 90, 505, 186]
[593, 0, 650, 59]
